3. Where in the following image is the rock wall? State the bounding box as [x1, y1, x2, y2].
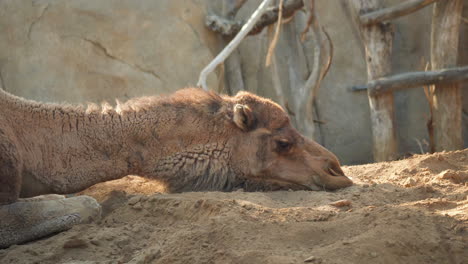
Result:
[0, 0, 220, 103]
[1, 0, 466, 164]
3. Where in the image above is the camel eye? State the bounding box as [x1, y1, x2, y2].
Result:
[276, 139, 292, 152]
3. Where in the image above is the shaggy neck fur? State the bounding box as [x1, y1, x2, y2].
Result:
[1, 88, 244, 196]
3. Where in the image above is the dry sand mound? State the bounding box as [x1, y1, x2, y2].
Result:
[1, 150, 467, 264]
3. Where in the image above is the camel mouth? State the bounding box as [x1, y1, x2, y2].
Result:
[327, 168, 353, 182]
[251, 167, 353, 191]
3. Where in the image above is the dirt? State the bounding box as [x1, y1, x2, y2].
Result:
[1, 149, 467, 264]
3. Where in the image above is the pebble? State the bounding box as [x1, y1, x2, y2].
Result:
[369, 252, 378, 258]
[304, 256, 319, 263]
[90, 240, 101, 246]
[132, 225, 141, 233]
[403, 178, 417, 187]
[396, 213, 410, 220]
[24, 249, 39, 256]
[385, 240, 395, 247]
[63, 238, 88, 249]
[242, 203, 253, 210]
[330, 199, 352, 208]
[115, 237, 130, 249]
[128, 196, 142, 205]
[132, 202, 143, 210]
[438, 170, 466, 184]
[422, 185, 436, 193]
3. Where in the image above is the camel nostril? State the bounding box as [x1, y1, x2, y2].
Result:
[327, 161, 345, 177]
[328, 167, 340, 176]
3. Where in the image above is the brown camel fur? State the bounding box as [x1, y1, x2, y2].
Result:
[0, 87, 352, 248]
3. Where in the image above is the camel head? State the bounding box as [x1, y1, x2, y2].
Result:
[229, 91, 353, 191]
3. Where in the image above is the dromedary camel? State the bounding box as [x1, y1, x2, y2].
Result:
[0, 87, 352, 248]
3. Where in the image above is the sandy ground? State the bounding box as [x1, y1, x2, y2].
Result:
[1, 149, 467, 264]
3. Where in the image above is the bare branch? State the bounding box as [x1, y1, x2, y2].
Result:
[206, 0, 304, 37]
[319, 27, 333, 85]
[198, 0, 274, 91]
[222, 0, 248, 94]
[302, 1, 322, 106]
[265, 0, 284, 66]
[359, 0, 438, 25]
[298, 0, 323, 139]
[269, 47, 286, 107]
[349, 66, 468, 96]
[300, 0, 313, 42]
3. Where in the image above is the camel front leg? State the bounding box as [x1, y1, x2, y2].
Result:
[0, 195, 101, 249]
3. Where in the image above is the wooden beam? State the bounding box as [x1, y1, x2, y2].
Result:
[430, 0, 464, 151]
[205, 0, 304, 37]
[351, 0, 398, 162]
[349, 66, 468, 95]
[360, 0, 438, 25]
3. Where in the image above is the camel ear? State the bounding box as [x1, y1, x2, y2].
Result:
[233, 104, 255, 131]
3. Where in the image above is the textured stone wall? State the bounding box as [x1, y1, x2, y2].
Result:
[1, 0, 466, 164]
[0, 0, 220, 103]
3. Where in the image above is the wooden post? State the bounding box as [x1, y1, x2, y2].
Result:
[351, 0, 398, 162]
[430, 0, 464, 151]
